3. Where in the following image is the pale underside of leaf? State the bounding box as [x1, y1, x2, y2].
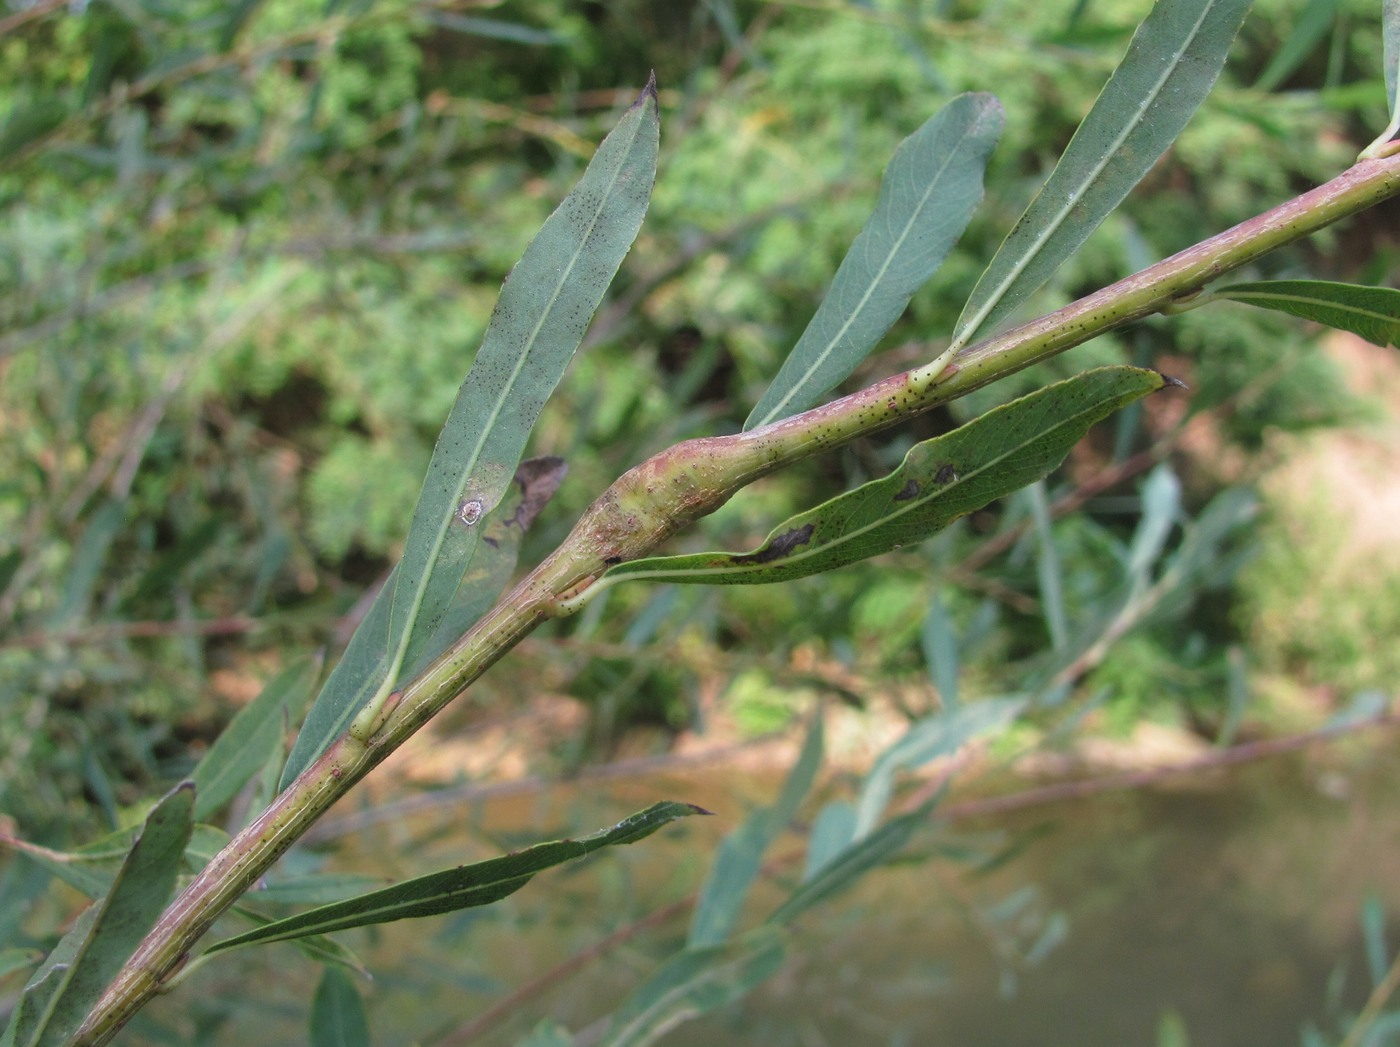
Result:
[745, 92, 1003, 430]
[1212, 280, 1400, 348]
[591, 367, 1165, 593]
[950, 0, 1253, 351]
[280, 82, 657, 789]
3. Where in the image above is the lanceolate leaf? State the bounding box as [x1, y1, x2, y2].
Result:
[282, 81, 658, 788]
[281, 458, 568, 791]
[194, 655, 319, 821]
[592, 367, 1166, 591]
[203, 802, 705, 953]
[950, 0, 1253, 351]
[1364, 0, 1400, 157]
[745, 93, 1003, 430]
[3, 784, 194, 1047]
[1211, 280, 1400, 348]
[309, 967, 370, 1047]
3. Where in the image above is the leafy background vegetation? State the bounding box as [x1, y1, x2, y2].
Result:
[1, 0, 1398, 1042]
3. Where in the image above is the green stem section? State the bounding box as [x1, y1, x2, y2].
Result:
[73, 153, 1400, 1046]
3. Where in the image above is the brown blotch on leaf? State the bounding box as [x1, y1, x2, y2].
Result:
[935, 463, 958, 485]
[736, 523, 816, 565]
[894, 479, 921, 502]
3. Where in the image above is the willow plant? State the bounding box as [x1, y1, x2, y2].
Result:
[6, 0, 1400, 1044]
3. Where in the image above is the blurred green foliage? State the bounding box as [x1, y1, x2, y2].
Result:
[0, 0, 1395, 841]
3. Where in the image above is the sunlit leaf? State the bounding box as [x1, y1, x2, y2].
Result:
[283, 450, 570, 791]
[2, 784, 194, 1047]
[194, 656, 319, 821]
[951, 0, 1252, 349]
[593, 368, 1166, 591]
[204, 802, 705, 953]
[309, 966, 369, 1047]
[283, 80, 657, 787]
[1210, 280, 1400, 348]
[600, 928, 787, 1047]
[745, 93, 1003, 429]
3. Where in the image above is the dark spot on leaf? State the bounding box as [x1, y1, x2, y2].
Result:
[735, 523, 816, 565]
[894, 480, 920, 502]
[935, 464, 958, 485]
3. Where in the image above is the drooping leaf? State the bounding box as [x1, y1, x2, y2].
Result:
[309, 966, 370, 1047]
[951, 0, 1253, 350]
[688, 717, 823, 948]
[282, 82, 656, 787]
[1210, 280, 1400, 348]
[4, 784, 194, 1047]
[600, 928, 787, 1047]
[591, 367, 1166, 591]
[282, 453, 570, 790]
[745, 93, 1003, 429]
[194, 656, 319, 821]
[203, 802, 705, 953]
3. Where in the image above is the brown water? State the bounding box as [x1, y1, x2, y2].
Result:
[139, 739, 1400, 1047]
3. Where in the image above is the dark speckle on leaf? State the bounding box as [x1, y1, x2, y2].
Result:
[935, 463, 958, 485]
[894, 479, 920, 502]
[735, 523, 816, 565]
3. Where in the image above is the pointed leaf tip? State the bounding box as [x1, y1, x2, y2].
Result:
[638, 71, 658, 105]
[1158, 373, 1189, 390]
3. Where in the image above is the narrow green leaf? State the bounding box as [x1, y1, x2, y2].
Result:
[1388, 0, 1400, 110]
[229, 906, 368, 977]
[1210, 280, 1400, 348]
[688, 717, 823, 948]
[803, 801, 857, 882]
[595, 367, 1166, 590]
[601, 928, 787, 1047]
[204, 802, 704, 953]
[385, 80, 657, 680]
[1365, 0, 1400, 156]
[1026, 481, 1069, 649]
[951, 0, 1253, 349]
[745, 93, 1003, 429]
[853, 698, 1024, 840]
[194, 656, 319, 821]
[921, 588, 960, 708]
[18, 783, 194, 1047]
[771, 805, 929, 926]
[282, 455, 569, 790]
[1253, 0, 1337, 92]
[1, 907, 99, 1047]
[283, 79, 656, 784]
[1363, 895, 1389, 986]
[309, 966, 370, 1047]
[400, 456, 567, 681]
